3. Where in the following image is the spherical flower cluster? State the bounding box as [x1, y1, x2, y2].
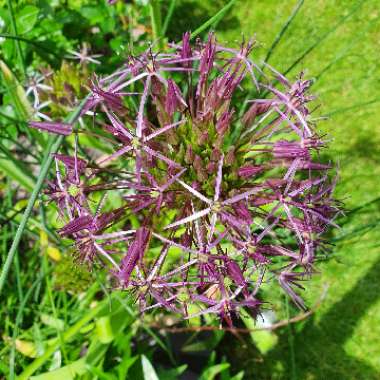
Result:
[30, 33, 339, 325]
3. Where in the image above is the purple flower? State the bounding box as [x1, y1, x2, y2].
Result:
[29, 121, 72, 135]
[37, 33, 340, 324]
[165, 79, 186, 116]
[238, 165, 263, 179]
[117, 227, 151, 286]
[53, 154, 87, 173]
[180, 31, 192, 68]
[58, 214, 93, 236]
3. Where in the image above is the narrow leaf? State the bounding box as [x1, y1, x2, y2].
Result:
[283, 0, 364, 75]
[0, 60, 33, 119]
[263, 0, 305, 65]
[200, 363, 230, 380]
[30, 359, 86, 380]
[141, 355, 159, 380]
[0, 158, 35, 191]
[190, 0, 237, 40]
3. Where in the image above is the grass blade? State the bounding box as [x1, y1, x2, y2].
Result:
[162, 0, 176, 37]
[283, 0, 365, 75]
[240, 0, 305, 117]
[314, 16, 378, 81]
[285, 297, 297, 380]
[346, 196, 380, 216]
[149, 0, 163, 48]
[0, 59, 47, 148]
[332, 219, 380, 242]
[0, 158, 35, 192]
[323, 98, 380, 118]
[263, 0, 305, 65]
[6, 0, 26, 76]
[0, 33, 61, 59]
[9, 271, 45, 380]
[18, 301, 105, 380]
[0, 139, 37, 190]
[190, 0, 237, 40]
[0, 60, 34, 120]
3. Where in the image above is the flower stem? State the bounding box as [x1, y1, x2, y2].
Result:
[285, 296, 297, 380]
[0, 96, 89, 295]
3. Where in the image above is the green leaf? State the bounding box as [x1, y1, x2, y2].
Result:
[40, 314, 65, 331]
[16, 5, 39, 35]
[0, 158, 34, 191]
[30, 358, 86, 380]
[18, 299, 110, 380]
[95, 316, 114, 344]
[110, 36, 126, 56]
[230, 371, 245, 380]
[0, 59, 33, 120]
[240, 308, 278, 354]
[200, 363, 230, 380]
[182, 330, 224, 353]
[48, 350, 62, 372]
[158, 364, 187, 380]
[86, 365, 116, 380]
[116, 355, 139, 380]
[141, 355, 159, 380]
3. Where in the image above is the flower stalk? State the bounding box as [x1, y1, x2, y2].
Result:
[0, 96, 90, 295]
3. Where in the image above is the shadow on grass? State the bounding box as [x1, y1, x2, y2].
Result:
[346, 134, 380, 164]
[221, 256, 380, 380]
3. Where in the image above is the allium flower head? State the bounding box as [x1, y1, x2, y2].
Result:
[31, 32, 339, 324]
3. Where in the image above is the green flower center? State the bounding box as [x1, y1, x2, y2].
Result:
[131, 137, 140, 149]
[211, 201, 222, 213]
[68, 184, 80, 197]
[150, 190, 160, 198]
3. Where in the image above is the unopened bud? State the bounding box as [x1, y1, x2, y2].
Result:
[242, 102, 271, 127]
[197, 131, 209, 145]
[185, 145, 194, 164]
[225, 146, 235, 166]
[193, 155, 208, 182]
[211, 148, 221, 162]
[206, 161, 216, 174]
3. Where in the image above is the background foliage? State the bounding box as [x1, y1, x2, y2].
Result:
[0, 0, 379, 379]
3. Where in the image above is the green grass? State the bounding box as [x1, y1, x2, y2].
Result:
[213, 0, 380, 378]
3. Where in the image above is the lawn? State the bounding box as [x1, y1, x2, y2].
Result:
[213, 0, 380, 378]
